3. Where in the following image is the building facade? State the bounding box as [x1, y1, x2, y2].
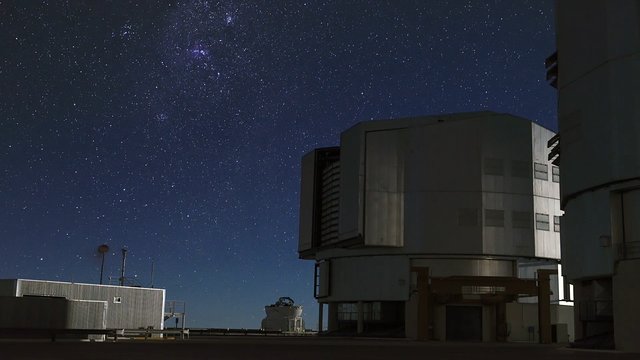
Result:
[552, 0, 640, 352]
[299, 111, 573, 342]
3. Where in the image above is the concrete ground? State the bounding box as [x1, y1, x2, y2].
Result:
[0, 336, 637, 360]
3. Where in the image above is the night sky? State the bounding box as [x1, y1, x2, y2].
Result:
[0, 0, 556, 328]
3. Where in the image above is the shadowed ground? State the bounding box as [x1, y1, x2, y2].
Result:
[0, 336, 637, 360]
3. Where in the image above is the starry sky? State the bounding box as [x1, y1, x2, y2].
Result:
[0, 0, 556, 329]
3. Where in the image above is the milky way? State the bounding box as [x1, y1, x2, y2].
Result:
[0, 0, 556, 328]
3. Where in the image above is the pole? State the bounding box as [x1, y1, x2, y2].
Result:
[150, 260, 155, 288]
[100, 252, 106, 285]
[120, 248, 128, 286]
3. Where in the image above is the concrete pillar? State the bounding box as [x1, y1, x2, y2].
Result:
[412, 267, 430, 341]
[328, 303, 339, 332]
[357, 301, 364, 334]
[496, 301, 507, 342]
[537, 269, 556, 344]
[318, 303, 324, 333]
[613, 259, 640, 352]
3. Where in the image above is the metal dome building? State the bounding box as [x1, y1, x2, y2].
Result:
[298, 111, 573, 342]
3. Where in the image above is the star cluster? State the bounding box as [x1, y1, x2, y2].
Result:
[0, 0, 556, 328]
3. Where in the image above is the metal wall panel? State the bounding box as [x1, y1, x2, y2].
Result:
[338, 126, 365, 241]
[0, 279, 17, 296]
[0, 296, 68, 328]
[327, 255, 409, 302]
[0, 296, 106, 329]
[404, 119, 483, 254]
[299, 150, 317, 254]
[364, 129, 406, 247]
[16, 280, 164, 330]
[560, 191, 614, 280]
[410, 258, 515, 277]
[67, 300, 107, 329]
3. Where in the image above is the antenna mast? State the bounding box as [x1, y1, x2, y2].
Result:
[97, 244, 110, 285]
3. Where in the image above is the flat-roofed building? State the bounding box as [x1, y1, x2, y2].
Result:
[0, 279, 165, 333]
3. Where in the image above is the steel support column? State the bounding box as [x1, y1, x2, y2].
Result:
[318, 303, 324, 333]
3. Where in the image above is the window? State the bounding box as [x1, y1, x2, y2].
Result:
[534, 163, 548, 180]
[336, 302, 381, 321]
[511, 160, 531, 178]
[314, 261, 330, 298]
[458, 208, 479, 227]
[554, 216, 561, 232]
[552, 166, 560, 183]
[563, 281, 573, 301]
[367, 302, 381, 321]
[535, 213, 550, 231]
[484, 158, 504, 176]
[113, 296, 122, 304]
[512, 211, 532, 229]
[337, 303, 357, 321]
[485, 209, 504, 227]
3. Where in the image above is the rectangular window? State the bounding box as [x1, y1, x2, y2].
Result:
[458, 208, 479, 227]
[314, 261, 330, 298]
[337, 303, 357, 321]
[364, 302, 382, 321]
[113, 296, 122, 304]
[563, 281, 572, 301]
[512, 211, 532, 229]
[337, 303, 381, 321]
[534, 163, 548, 180]
[484, 158, 504, 176]
[535, 213, 550, 231]
[554, 216, 561, 232]
[511, 160, 531, 178]
[552, 166, 560, 183]
[485, 209, 505, 227]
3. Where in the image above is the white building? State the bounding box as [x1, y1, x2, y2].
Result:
[298, 111, 573, 342]
[552, 0, 640, 352]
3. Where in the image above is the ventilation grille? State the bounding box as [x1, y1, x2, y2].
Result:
[319, 161, 340, 245]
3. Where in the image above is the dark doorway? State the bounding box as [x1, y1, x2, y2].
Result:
[446, 305, 482, 341]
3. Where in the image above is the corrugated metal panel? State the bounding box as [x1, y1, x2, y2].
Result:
[16, 280, 164, 329]
[338, 126, 365, 241]
[67, 300, 107, 329]
[0, 296, 107, 330]
[0, 296, 68, 328]
[328, 256, 409, 302]
[299, 150, 317, 254]
[0, 279, 17, 296]
[319, 161, 340, 245]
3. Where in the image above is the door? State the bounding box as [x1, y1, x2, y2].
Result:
[446, 305, 482, 341]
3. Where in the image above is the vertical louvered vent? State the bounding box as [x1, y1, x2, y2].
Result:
[319, 161, 340, 245]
